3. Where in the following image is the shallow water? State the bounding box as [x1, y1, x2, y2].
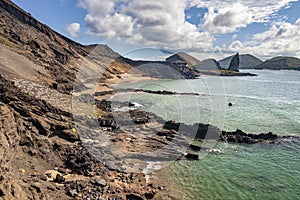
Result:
[113, 70, 300, 135]
[111, 70, 300, 199]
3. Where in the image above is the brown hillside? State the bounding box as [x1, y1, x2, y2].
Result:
[0, 1, 167, 199]
[0, 0, 132, 93]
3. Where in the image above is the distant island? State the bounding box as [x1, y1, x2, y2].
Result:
[220, 54, 300, 71]
[252, 56, 300, 70]
[161, 52, 300, 78]
[165, 52, 257, 77]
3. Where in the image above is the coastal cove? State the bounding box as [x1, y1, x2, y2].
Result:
[1, 0, 300, 199]
[111, 70, 300, 199]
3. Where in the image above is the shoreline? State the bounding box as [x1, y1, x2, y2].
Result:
[1, 71, 298, 199]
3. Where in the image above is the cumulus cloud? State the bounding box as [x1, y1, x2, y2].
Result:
[215, 19, 300, 59]
[123, 0, 186, 29]
[78, 0, 134, 38]
[126, 25, 213, 51]
[247, 19, 300, 58]
[76, 0, 299, 60]
[85, 13, 134, 38]
[202, 3, 253, 33]
[229, 40, 243, 51]
[77, 0, 116, 17]
[190, 0, 298, 34]
[189, 0, 298, 22]
[253, 21, 299, 42]
[65, 22, 81, 37]
[78, 0, 215, 52]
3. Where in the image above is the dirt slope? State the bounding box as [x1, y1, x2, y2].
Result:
[0, 0, 168, 199]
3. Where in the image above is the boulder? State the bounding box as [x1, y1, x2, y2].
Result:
[188, 144, 201, 151]
[184, 152, 199, 160]
[54, 174, 65, 183]
[126, 194, 144, 200]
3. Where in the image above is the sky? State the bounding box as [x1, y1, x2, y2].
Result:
[12, 0, 300, 61]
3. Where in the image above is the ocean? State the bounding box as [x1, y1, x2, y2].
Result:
[111, 70, 300, 199]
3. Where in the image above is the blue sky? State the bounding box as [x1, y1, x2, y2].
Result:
[12, 0, 300, 61]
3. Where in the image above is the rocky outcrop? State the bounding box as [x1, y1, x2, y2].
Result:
[184, 152, 199, 160]
[0, 74, 164, 199]
[94, 88, 201, 97]
[163, 121, 221, 140]
[218, 70, 257, 76]
[228, 53, 240, 72]
[219, 129, 279, 144]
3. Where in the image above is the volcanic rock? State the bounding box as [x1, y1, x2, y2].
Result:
[228, 53, 240, 72]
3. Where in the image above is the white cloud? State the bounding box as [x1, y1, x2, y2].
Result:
[76, 0, 300, 60]
[229, 40, 243, 52]
[78, 0, 215, 52]
[126, 25, 213, 51]
[78, 0, 134, 38]
[85, 13, 134, 38]
[77, 0, 116, 17]
[253, 21, 299, 42]
[214, 19, 300, 59]
[189, 0, 298, 22]
[123, 0, 186, 28]
[202, 3, 253, 34]
[246, 19, 300, 58]
[65, 23, 81, 37]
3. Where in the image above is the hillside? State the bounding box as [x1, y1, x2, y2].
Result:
[0, 1, 165, 199]
[0, 0, 132, 93]
[194, 58, 221, 70]
[253, 56, 300, 70]
[166, 52, 200, 66]
[219, 54, 263, 69]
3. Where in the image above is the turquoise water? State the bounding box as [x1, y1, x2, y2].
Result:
[112, 70, 300, 199]
[163, 139, 300, 200]
[114, 70, 300, 135]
